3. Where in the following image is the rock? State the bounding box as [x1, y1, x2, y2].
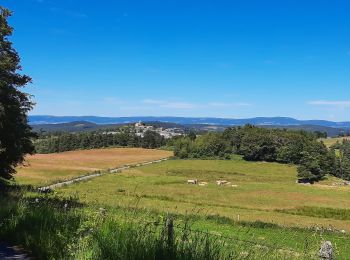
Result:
[319, 241, 333, 259]
[38, 187, 53, 194]
[99, 208, 107, 215]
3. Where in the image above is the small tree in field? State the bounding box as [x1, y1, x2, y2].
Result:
[0, 7, 35, 179]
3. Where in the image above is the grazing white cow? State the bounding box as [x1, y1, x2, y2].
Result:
[216, 180, 228, 186]
[187, 179, 198, 184]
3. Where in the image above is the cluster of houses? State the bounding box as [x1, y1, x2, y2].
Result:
[134, 122, 184, 139]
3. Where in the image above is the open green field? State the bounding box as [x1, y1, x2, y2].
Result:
[320, 137, 350, 147]
[9, 152, 350, 258]
[15, 148, 172, 187]
[57, 158, 350, 231]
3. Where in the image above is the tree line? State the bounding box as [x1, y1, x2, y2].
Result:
[0, 8, 35, 179]
[173, 125, 350, 183]
[329, 140, 350, 180]
[35, 130, 166, 153]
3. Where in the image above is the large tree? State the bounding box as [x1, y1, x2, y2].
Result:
[0, 7, 35, 179]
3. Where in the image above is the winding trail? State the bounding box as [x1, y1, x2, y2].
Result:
[38, 157, 169, 191]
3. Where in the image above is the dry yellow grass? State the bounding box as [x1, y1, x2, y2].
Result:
[16, 148, 172, 186]
[320, 137, 350, 147]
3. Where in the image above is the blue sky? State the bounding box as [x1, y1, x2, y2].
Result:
[3, 0, 350, 120]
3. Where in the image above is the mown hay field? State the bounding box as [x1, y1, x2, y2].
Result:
[16, 148, 172, 186]
[320, 137, 350, 147]
[58, 159, 350, 231]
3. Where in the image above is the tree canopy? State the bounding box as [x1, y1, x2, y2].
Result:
[0, 7, 35, 179]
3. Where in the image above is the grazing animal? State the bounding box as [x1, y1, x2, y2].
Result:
[216, 180, 228, 186]
[187, 179, 198, 184]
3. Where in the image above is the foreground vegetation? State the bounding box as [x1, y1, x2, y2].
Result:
[2, 180, 350, 259]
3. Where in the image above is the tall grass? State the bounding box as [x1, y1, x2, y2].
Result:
[0, 182, 328, 259]
[74, 215, 309, 260]
[0, 183, 84, 259]
[276, 206, 350, 220]
[83, 218, 227, 260]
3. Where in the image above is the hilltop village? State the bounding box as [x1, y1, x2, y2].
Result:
[134, 121, 184, 139]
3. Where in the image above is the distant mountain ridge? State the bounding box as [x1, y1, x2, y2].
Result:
[29, 115, 350, 128]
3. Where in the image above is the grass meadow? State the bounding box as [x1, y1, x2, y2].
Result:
[15, 148, 172, 187]
[57, 159, 350, 231]
[8, 149, 350, 259]
[1, 182, 321, 260]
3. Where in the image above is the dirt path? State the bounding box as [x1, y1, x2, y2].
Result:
[0, 242, 31, 259]
[38, 157, 169, 191]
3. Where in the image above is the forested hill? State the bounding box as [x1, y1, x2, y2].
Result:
[29, 115, 350, 128]
[30, 117, 350, 137]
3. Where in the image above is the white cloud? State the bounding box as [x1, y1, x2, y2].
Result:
[308, 100, 350, 108]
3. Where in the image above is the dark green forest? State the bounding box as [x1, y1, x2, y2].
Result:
[35, 130, 166, 153]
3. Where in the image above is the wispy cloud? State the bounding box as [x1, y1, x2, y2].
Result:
[308, 100, 350, 108]
[142, 99, 164, 105]
[142, 99, 197, 109]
